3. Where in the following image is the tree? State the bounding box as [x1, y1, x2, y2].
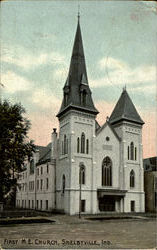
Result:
[0, 100, 35, 203]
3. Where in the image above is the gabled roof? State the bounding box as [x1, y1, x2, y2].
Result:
[95, 120, 101, 133]
[38, 149, 51, 164]
[36, 143, 51, 165]
[36, 145, 48, 159]
[57, 19, 98, 118]
[96, 121, 121, 141]
[109, 89, 144, 125]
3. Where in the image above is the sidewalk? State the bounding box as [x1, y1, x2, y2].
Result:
[0, 212, 156, 225]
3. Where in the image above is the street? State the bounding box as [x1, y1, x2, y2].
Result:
[0, 215, 156, 249]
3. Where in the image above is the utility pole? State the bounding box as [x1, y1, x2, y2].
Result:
[79, 165, 84, 219]
[79, 171, 81, 219]
[34, 163, 37, 210]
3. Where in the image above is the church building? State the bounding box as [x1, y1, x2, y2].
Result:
[16, 17, 145, 214]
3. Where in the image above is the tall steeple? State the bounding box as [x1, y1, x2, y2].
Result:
[57, 17, 98, 118]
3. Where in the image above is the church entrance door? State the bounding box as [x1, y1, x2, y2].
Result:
[99, 195, 115, 211]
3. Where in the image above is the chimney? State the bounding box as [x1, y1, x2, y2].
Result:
[51, 128, 57, 160]
[34, 149, 40, 164]
[53, 128, 57, 133]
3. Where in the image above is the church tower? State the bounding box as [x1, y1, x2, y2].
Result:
[56, 17, 98, 214]
[109, 89, 145, 212]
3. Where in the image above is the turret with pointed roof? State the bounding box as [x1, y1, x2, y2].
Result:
[57, 17, 98, 118]
[109, 89, 144, 125]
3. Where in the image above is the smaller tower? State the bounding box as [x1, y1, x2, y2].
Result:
[109, 89, 145, 212]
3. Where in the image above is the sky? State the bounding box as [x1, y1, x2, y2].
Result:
[1, 0, 157, 158]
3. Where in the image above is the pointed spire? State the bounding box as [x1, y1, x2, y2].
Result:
[70, 16, 87, 73]
[57, 17, 98, 118]
[109, 89, 144, 125]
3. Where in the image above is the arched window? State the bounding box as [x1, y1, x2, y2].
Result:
[81, 133, 85, 153]
[130, 170, 135, 188]
[62, 175, 66, 194]
[64, 135, 66, 154]
[102, 157, 112, 186]
[86, 139, 89, 154]
[79, 165, 85, 185]
[128, 146, 130, 160]
[130, 142, 134, 160]
[135, 147, 137, 161]
[77, 137, 80, 153]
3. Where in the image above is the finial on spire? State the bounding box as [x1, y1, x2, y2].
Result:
[78, 4, 80, 21]
[123, 84, 126, 92]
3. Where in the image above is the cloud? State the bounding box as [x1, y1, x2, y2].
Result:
[53, 67, 68, 83]
[33, 32, 56, 40]
[1, 71, 31, 93]
[31, 88, 60, 109]
[90, 57, 156, 89]
[130, 85, 156, 94]
[99, 57, 128, 72]
[1, 45, 65, 71]
[54, 68, 68, 79]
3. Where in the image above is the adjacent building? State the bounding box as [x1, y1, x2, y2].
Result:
[16, 17, 145, 214]
[144, 157, 157, 212]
